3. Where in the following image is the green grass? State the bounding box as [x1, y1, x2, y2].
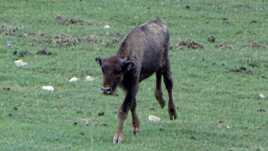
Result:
[0, 0, 268, 150]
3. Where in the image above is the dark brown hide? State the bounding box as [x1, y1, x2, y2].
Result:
[96, 19, 177, 144]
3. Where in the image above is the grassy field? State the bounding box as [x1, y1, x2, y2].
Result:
[0, 0, 268, 150]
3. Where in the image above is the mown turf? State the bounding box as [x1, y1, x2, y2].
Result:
[0, 0, 268, 151]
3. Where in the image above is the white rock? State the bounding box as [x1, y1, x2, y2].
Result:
[14, 59, 28, 67]
[148, 115, 161, 123]
[259, 93, 266, 99]
[69, 77, 79, 82]
[104, 24, 111, 29]
[6, 41, 12, 48]
[41, 85, 54, 92]
[85, 75, 94, 81]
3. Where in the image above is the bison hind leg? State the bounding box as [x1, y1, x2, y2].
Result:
[155, 70, 166, 108]
[162, 61, 177, 120]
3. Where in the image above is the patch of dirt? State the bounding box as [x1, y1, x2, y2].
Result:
[22, 32, 48, 37]
[104, 39, 120, 48]
[13, 50, 32, 57]
[0, 24, 19, 36]
[208, 35, 216, 43]
[175, 39, 204, 49]
[229, 66, 254, 75]
[244, 58, 260, 68]
[215, 42, 233, 49]
[21, 32, 52, 44]
[52, 34, 80, 47]
[52, 34, 99, 47]
[78, 35, 98, 44]
[0, 23, 101, 47]
[55, 16, 93, 26]
[100, 32, 124, 48]
[247, 41, 267, 49]
[36, 48, 52, 55]
[110, 32, 124, 40]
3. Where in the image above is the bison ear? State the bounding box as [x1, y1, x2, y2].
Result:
[122, 60, 136, 72]
[95, 57, 102, 66]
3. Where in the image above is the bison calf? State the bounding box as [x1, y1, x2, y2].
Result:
[96, 19, 177, 144]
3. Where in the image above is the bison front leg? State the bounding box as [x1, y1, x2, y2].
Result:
[113, 106, 128, 144]
[130, 101, 140, 135]
[113, 88, 137, 144]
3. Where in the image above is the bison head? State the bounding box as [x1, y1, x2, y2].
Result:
[96, 56, 135, 95]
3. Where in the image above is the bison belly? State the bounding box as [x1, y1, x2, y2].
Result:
[139, 48, 162, 81]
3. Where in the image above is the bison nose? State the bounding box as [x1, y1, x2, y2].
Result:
[101, 87, 112, 95]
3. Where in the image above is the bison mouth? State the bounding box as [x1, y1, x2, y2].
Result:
[101, 87, 113, 95]
[100, 86, 118, 96]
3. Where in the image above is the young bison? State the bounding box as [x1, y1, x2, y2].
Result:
[96, 19, 177, 144]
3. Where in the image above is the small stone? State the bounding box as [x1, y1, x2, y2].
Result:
[104, 25, 111, 29]
[259, 93, 266, 99]
[14, 59, 28, 67]
[85, 75, 94, 81]
[6, 41, 12, 48]
[41, 85, 54, 92]
[148, 115, 160, 123]
[69, 77, 79, 82]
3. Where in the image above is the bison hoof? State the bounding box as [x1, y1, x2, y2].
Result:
[132, 127, 140, 135]
[160, 101, 165, 108]
[113, 133, 123, 144]
[169, 108, 177, 120]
